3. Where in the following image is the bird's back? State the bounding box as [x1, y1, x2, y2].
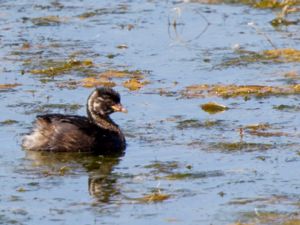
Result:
[22, 114, 120, 153]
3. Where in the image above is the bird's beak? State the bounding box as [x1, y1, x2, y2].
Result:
[112, 103, 128, 113]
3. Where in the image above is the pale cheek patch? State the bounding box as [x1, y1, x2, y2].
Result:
[93, 102, 101, 111]
[87, 91, 98, 114]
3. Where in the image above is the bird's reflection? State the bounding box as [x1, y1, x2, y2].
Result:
[25, 151, 124, 203]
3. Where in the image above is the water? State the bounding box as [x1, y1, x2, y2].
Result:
[1, 0, 300, 224]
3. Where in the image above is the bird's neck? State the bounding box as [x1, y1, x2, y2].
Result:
[88, 111, 120, 133]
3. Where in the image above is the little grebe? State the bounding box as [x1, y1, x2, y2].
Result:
[22, 88, 127, 154]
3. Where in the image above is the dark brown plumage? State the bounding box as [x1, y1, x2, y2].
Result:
[22, 88, 127, 154]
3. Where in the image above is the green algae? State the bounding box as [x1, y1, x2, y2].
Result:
[244, 123, 271, 130]
[176, 119, 204, 129]
[106, 53, 119, 59]
[81, 77, 116, 88]
[77, 6, 128, 19]
[16, 187, 27, 192]
[196, 0, 300, 9]
[0, 120, 18, 126]
[78, 11, 98, 19]
[144, 161, 180, 174]
[123, 78, 149, 91]
[235, 211, 300, 225]
[30, 16, 66, 26]
[183, 83, 300, 99]
[30, 59, 93, 76]
[56, 69, 149, 89]
[164, 171, 224, 180]
[271, 17, 299, 27]
[273, 104, 300, 112]
[228, 195, 289, 205]
[135, 191, 171, 203]
[222, 48, 300, 68]
[243, 123, 290, 137]
[201, 102, 229, 114]
[210, 142, 273, 152]
[176, 119, 224, 129]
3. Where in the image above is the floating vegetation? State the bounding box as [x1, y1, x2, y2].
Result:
[144, 161, 180, 174]
[56, 69, 148, 89]
[273, 104, 300, 112]
[99, 70, 145, 80]
[0, 120, 18, 126]
[183, 83, 300, 98]
[0, 83, 21, 89]
[116, 44, 128, 49]
[118, 24, 135, 30]
[177, 119, 206, 129]
[21, 42, 31, 50]
[254, 0, 299, 9]
[78, 6, 128, 19]
[81, 77, 116, 88]
[30, 16, 66, 26]
[284, 71, 300, 81]
[274, 5, 300, 26]
[263, 49, 300, 62]
[244, 123, 270, 130]
[176, 119, 223, 129]
[135, 190, 171, 203]
[271, 16, 299, 27]
[84, 70, 148, 89]
[78, 11, 98, 19]
[144, 161, 223, 181]
[164, 170, 224, 180]
[155, 88, 178, 97]
[106, 53, 119, 59]
[58, 78, 116, 89]
[247, 130, 288, 137]
[284, 220, 300, 225]
[235, 211, 300, 225]
[42, 166, 71, 177]
[16, 187, 27, 192]
[58, 166, 70, 176]
[243, 123, 289, 137]
[223, 48, 300, 67]
[187, 0, 300, 9]
[229, 195, 289, 206]
[201, 102, 228, 114]
[229, 222, 253, 225]
[209, 142, 273, 152]
[164, 173, 194, 180]
[30, 59, 93, 76]
[229, 197, 267, 205]
[123, 79, 149, 91]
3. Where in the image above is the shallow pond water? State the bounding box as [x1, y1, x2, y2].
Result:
[1, 0, 300, 224]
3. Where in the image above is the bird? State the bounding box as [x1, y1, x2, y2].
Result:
[22, 87, 127, 154]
